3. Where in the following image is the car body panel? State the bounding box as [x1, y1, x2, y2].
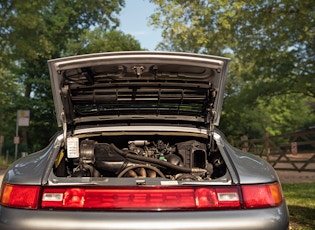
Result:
[1, 138, 59, 186]
[213, 132, 279, 184]
[48, 51, 230, 127]
[0, 203, 289, 230]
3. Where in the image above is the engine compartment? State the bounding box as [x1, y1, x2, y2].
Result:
[54, 134, 227, 181]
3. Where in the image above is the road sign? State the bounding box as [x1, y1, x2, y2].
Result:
[13, 136, 20, 144]
[17, 110, 30, 126]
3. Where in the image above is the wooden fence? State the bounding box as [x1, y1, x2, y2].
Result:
[232, 127, 315, 172]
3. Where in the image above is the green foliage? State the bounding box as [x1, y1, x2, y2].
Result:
[221, 94, 315, 139]
[0, 0, 149, 155]
[65, 29, 143, 55]
[0, 0, 125, 61]
[1, 0, 314, 155]
[0, 67, 21, 146]
[149, 0, 235, 54]
[150, 0, 315, 138]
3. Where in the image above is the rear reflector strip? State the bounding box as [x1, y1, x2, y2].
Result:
[41, 186, 241, 210]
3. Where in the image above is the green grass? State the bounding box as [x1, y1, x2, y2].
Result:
[282, 182, 315, 230]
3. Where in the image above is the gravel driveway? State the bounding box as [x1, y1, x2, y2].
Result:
[276, 170, 315, 184]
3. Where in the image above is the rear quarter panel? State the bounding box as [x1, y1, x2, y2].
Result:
[216, 134, 279, 184]
[1, 137, 59, 186]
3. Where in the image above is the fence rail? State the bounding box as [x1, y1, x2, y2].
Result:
[233, 128, 315, 172]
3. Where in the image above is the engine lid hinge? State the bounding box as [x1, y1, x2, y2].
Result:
[60, 85, 75, 124]
[61, 112, 67, 146]
[209, 110, 216, 152]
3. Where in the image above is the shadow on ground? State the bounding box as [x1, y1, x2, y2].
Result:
[288, 205, 315, 229]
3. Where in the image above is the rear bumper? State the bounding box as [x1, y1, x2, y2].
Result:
[0, 203, 289, 230]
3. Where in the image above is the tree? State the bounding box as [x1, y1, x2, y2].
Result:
[149, 0, 315, 138]
[65, 29, 143, 55]
[149, 0, 234, 54]
[220, 94, 315, 140]
[0, 0, 127, 153]
[0, 66, 21, 155]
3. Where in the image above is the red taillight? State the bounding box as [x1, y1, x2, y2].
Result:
[0, 184, 40, 209]
[0, 182, 282, 210]
[242, 183, 283, 208]
[41, 186, 242, 210]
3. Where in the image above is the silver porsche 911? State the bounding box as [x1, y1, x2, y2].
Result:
[0, 52, 289, 229]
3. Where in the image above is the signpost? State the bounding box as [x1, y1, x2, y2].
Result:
[14, 110, 30, 160]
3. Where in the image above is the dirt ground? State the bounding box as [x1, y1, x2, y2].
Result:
[0, 170, 7, 186]
[276, 170, 315, 184]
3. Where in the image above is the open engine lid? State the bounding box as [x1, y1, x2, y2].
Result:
[48, 51, 230, 128]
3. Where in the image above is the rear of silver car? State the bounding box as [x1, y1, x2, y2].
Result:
[0, 52, 289, 229]
[0, 130, 289, 230]
[0, 206, 289, 230]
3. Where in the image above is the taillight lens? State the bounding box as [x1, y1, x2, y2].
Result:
[42, 187, 197, 209]
[242, 183, 283, 208]
[0, 184, 40, 209]
[195, 187, 240, 209]
[41, 186, 242, 210]
[0, 182, 283, 210]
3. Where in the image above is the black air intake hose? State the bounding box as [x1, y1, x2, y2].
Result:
[110, 143, 206, 174]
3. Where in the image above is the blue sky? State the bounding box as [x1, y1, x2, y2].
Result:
[118, 0, 163, 50]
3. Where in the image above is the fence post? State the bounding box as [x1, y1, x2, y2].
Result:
[241, 135, 249, 152]
[291, 142, 298, 155]
[264, 132, 270, 161]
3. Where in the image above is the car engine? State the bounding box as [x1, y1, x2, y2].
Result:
[54, 135, 227, 181]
